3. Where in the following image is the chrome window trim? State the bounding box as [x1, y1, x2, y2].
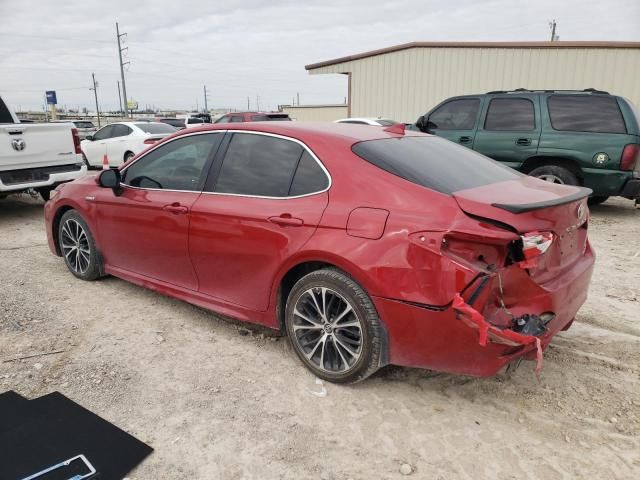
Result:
[119, 129, 332, 200]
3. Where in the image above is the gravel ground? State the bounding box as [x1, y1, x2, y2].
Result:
[1, 194, 639, 480]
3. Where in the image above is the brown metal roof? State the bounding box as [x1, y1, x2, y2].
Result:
[305, 41, 640, 70]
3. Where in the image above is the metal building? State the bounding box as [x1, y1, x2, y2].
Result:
[306, 41, 640, 123]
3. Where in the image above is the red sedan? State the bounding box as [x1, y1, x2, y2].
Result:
[44, 122, 594, 383]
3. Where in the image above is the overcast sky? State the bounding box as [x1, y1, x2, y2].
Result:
[0, 0, 638, 112]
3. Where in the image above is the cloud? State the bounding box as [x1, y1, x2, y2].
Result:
[0, 0, 637, 112]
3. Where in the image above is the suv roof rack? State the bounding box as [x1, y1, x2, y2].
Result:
[486, 88, 610, 95]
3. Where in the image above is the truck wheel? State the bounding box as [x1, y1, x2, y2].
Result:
[38, 187, 52, 202]
[529, 165, 579, 186]
[285, 268, 384, 384]
[588, 196, 609, 206]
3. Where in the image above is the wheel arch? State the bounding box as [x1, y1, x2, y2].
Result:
[520, 156, 584, 184]
[51, 204, 76, 256]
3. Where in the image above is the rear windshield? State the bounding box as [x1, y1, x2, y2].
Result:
[136, 122, 177, 133]
[352, 136, 520, 195]
[547, 95, 626, 134]
[159, 119, 184, 127]
[74, 121, 95, 129]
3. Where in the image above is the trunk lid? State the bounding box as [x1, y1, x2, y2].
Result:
[453, 176, 591, 282]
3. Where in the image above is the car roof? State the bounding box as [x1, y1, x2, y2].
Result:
[174, 121, 425, 143]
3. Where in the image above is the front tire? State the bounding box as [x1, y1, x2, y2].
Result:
[58, 210, 102, 281]
[285, 269, 384, 384]
[529, 165, 579, 185]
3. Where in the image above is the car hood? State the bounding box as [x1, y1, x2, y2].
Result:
[452, 175, 592, 233]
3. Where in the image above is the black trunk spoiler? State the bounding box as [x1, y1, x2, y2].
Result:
[491, 187, 592, 214]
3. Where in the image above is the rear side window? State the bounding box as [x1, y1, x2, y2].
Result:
[0, 98, 14, 123]
[290, 151, 329, 196]
[111, 124, 132, 137]
[214, 133, 303, 197]
[428, 99, 480, 130]
[485, 98, 535, 131]
[352, 136, 520, 195]
[229, 116, 244, 123]
[548, 95, 626, 133]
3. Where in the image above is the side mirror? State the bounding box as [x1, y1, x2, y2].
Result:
[98, 168, 121, 190]
[85, 135, 94, 141]
[416, 115, 426, 131]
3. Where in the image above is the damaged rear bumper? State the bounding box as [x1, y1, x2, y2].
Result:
[373, 246, 594, 377]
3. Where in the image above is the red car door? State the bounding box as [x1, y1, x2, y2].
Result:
[95, 132, 224, 289]
[189, 131, 330, 311]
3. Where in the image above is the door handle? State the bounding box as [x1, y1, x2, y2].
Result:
[516, 138, 532, 146]
[268, 215, 304, 227]
[163, 203, 189, 214]
[459, 136, 472, 143]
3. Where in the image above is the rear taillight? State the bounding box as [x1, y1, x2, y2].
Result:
[621, 144, 640, 171]
[144, 138, 159, 145]
[71, 128, 81, 154]
[519, 231, 554, 268]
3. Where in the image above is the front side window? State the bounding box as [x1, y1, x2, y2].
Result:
[548, 95, 626, 133]
[92, 125, 114, 140]
[484, 98, 535, 131]
[122, 133, 222, 191]
[213, 133, 327, 197]
[352, 136, 520, 195]
[428, 99, 480, 130]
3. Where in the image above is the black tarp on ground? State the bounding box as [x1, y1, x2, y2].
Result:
[0, 391, 153, 480]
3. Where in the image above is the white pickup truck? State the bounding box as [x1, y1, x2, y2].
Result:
[0, 95, 86, 201]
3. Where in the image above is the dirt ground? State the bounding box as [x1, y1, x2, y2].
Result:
[1, 193, 639, 480]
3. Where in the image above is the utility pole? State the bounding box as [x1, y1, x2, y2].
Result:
[203, 85, 209, 113]
[90, 73, 101, 127]
[247, 96, 250, 110]
[116, 22, 130, 118]
[117, 80, 123, 115]
[296, 92, 300, 106]
[549, 20, 558, 41]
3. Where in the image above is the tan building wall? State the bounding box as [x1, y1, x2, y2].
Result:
[306, 42, 640, 123]
[280, 104, 348, 122]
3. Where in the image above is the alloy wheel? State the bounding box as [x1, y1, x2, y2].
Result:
[292, 287, 363, 373]
[60, 219, 91, 275]
[537, 174, 565, 184]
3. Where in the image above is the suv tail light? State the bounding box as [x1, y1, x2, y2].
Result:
[621, 144, 640, 171]
[71, 128, 82, 154]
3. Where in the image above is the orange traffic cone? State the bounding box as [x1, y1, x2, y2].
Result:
[102, 153, 109, 170]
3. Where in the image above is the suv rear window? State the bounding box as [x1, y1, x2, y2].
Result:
[548, 95, 626, 134]
[352, 136, 520, 195]
[74, 121, 95, 129]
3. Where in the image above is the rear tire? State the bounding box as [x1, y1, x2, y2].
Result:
[529, 165, 579, 186]
[285, 268, 384, 384]
[37, 187, 52, 202]
[124, 151, 135, 162]
[588, 196, 609, 206]
[58, 210, 102, 281]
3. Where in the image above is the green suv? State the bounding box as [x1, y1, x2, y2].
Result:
[415, 89, 640, 205]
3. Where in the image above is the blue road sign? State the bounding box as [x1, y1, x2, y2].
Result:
[45, 91, 57, 105]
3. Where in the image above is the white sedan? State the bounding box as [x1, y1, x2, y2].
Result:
[81, 121, 177, 168]
[334, 117, 399, 126]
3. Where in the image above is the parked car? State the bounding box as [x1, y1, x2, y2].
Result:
[45, 122, 594, 383]
[53, 120, 97, 140]
[0, 95, 86, 201]
[81, 121, 177, 168]
[214, 112, 291, 123]
[335, 117, 398, 126]
[158, 117, 206, 130]
[415, 89, 640, 205]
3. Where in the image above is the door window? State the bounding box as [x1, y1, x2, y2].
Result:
[428, 99, 480, 130]
[229, 116, 244, 123]
[122, 133, 222, 191]
[547, 95, 626, 133]
[111, 124, 132, 137]
[93, 125, 114, 140]
[484, 98, 535, 131]
[212, 133, 327, 197]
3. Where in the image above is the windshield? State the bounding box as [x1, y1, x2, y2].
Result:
[352, 136, 521, 195]
[136, 122, 177, 133]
